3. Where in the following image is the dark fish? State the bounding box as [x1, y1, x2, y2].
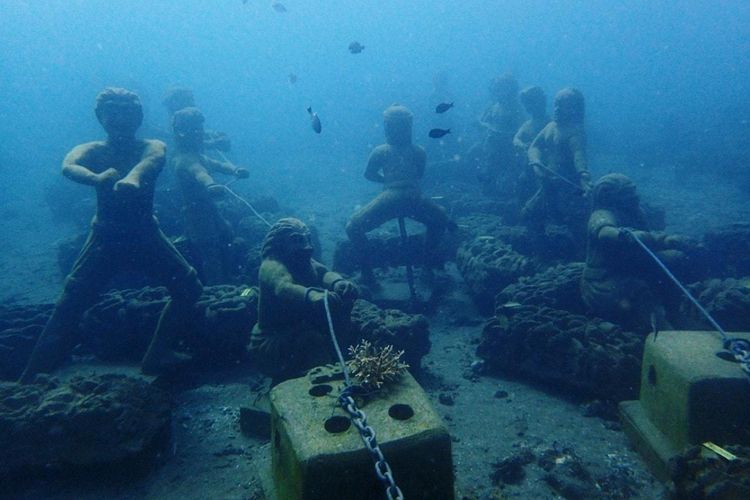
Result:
[428, 128, 450, 138]
[272, 2, 287, 13]
[307, 107, 322, 134]
[348, 41, 365, 54]
[288, 73, 298, 84]
[435, 102, 454, 114]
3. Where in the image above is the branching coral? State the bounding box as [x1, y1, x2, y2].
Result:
[347, 340, 409, 389]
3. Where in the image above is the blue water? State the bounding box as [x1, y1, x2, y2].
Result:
[2, 1, 748, 189]
[0, 0, 746, 303]
[1, 2, 749, 496]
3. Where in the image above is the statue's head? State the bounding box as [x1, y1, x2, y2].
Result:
[489, 73, 519, 102]
[383, 104, 413, 147]
[592, 173, 639, 212]
[95, 87, 143, 139]
[172, 107, 205, 151]
[261, 218, 314, 263]
[553, 87, 585, 125]
[162, 87, 195, 116]
[519, 86, 546, 117]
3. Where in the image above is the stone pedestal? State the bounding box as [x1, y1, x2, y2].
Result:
[269, 366, 454, 500]
[620, 330, 750, 480]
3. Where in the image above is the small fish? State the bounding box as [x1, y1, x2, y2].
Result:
[348, 41, 365, 54]
[307, 107, 321, 134]
[288, 73, 298, 84]
[272, 2, 286, 13]
[428, 128, 450, 138]
[435, 102, 454, 114]
[477, 235, 495, 241]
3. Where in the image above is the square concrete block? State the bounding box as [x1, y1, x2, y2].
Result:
[639, 330, 750, 449]
[269, 366, 454, 500]
[621, 330, 750, 479]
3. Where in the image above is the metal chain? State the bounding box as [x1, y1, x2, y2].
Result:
[724, 338, 750, 377]
[626, 229, 750, 379]
[339, 392, 404, 500]
[323, 292, 405, 500]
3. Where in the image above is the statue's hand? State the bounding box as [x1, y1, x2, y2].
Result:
[333, 280, 359, 302]
[207, 183, 226, 197]
[306, 288, 342, 314]
[664, 234, 693, 251]
[97, 168, 120, 187]
[617, 227, 636, 243]
[579, 172, 592, 197]
[234, 168, 250, 179]
[114, 178, 139, 193]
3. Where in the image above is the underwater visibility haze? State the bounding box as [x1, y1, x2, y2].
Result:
[1, 1, 750, 498]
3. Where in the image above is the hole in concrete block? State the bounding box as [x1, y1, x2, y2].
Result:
[388, 404, 414, 421]
[309, 384, 333, 397]
[324, 415, 351, 434]
[647, 365, 657, 386]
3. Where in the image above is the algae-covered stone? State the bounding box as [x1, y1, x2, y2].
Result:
[478, 304, 643, 400]
[0, 374, 170, 477]
[0, 303, 53, 380]
[682, 278, 750, 331]
[456, 236, 538, 314]
[350, 299, 430, 370]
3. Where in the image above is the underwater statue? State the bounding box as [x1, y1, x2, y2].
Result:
[19, 88, 203, 382]
[522, 87, 592, 233]
[513, 86, 549, 152]
[580, 174, 690, 331]
[345, 104, 450, 283]
[476, 73, 524, 197]
[513, 85, 550, 204]
[248, 218, 359, 380]
[162, 86, 196, 118]
[162, 86, 231, 152]
[172, 107, 248, 285]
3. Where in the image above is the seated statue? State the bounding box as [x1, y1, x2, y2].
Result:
[581, 174, 690, 331]
[248, 218, 359, 380]
[346, 104, 450, 283]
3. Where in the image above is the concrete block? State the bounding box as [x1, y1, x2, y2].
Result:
[269, 365, 454, 500]
[620, 400, 679, 481]
[621, 330, 750, 479]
